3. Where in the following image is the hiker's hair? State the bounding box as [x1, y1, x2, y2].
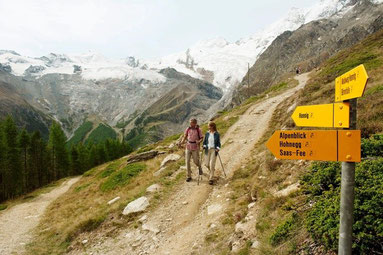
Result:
[208, 121, 217, 131]
[190, 118, 197, 123]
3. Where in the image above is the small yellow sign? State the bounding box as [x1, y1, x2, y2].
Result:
[291, 102, 349, 128]
[266, 130, 361, 162]
[335, 64, 369, 102]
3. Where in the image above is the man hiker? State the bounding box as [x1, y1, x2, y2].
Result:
[179, 118, 203, 182]
[203, 121, 221, 185]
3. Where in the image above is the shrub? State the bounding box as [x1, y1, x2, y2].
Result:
[302, 155, 383, 254]
[100, 163, 146, 192]
[361, 134, 383, 158]
[270, 212, 298, 246]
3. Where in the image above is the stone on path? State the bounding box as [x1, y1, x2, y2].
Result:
[122, 197, 149, 215]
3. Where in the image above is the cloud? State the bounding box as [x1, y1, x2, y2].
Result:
[0, 0, 160, 56]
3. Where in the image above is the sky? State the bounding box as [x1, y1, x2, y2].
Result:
[0, 0, 315, 59]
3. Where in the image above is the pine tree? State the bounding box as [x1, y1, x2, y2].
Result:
[69, 145, 80, 175]
[29, 131, 45, 189]
[0, 120, 5, 201]
[18, 129, 30, 192]
[76, 143, 89, 174]
[3, 116, 22, 198]
[48, 122, 69, 180]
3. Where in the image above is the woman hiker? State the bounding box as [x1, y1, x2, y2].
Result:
[203, 121, 221, 185]
[178, 118, 203, 182]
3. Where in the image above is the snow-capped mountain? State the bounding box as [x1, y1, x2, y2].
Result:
[1, 0, 380, 142]
[0, 0, 367, 95]
[0, 50, 165, 84]
[142, 0, 361, 93]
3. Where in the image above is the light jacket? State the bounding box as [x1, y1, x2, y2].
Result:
[203, 131, 221, 156]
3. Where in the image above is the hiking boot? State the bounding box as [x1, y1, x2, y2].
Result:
[186, 177, 192, 182]
[209, 179, 214, 185]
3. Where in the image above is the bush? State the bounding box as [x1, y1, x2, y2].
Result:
[100, 163, 146, 192]
[302, 155, 383, 254]
[361, 134, 383, 158]
[270, 212, 298, 246]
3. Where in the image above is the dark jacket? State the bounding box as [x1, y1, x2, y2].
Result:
[203, 131, 221, 155]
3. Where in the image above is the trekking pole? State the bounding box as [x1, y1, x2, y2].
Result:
[217, 152, 227, 178]
[198, 149, 203, 185]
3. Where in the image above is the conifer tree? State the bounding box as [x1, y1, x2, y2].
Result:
[3, 116, 22, 198]
[0, 120, 5, 201]
[48, 122, 69, 180]
[18, 129, 30, 192]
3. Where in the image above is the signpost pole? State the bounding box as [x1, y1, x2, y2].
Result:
[338, 98, 357, 255]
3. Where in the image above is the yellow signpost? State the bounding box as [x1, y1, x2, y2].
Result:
[291, 102, 349, 128]
[266, 130, 360, 162]
[266, 64, 369, 255]
[335, 64, 369, 102]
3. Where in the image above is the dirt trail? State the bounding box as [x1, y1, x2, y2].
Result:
[0, 177, 81, 255]
[81, 73, 311, 255]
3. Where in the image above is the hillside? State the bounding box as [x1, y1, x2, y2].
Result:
[10, 28, 382, 255]
[0, 73, 52, 139]
[225, 28, 383, 254]
[124, 68, 222, 149]
[232, 0, 383, 105]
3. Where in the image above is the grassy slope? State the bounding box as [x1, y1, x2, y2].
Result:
[23, 29, 383, 254]
[215, 29, 383, 255]
[66, 121, 93, 146]
[24, 75, 298, 254]
[85, 123, 117, 144]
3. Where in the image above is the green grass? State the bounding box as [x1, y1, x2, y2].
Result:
[100, 163, 146, 192]
[67, 121, 93, 145]
[265, 82, 288, 94]
[97, 161, 121, 179]
[270, 212, 298, 246]
[0, 204, 7, 210]
[86, 123, 117, 144]
[365, 83, 383, 95]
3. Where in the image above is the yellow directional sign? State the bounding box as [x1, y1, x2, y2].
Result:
[291, 102, 349, 128]
[266, 130, 360, 162]
[335, 64, 369, 102]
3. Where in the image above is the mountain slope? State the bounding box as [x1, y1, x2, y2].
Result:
[233, 0, 383, 104]
[0, 71, 51, 139]
[143, 0, 362, 94]
[125, 68, 223, 148]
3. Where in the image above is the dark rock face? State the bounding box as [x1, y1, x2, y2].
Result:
[24, 65, 46, 74]
[232, 0, 383, 105]
[0, 63, 12, 73]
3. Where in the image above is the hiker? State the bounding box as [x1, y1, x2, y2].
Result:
[296, 67, 300, 75]
[178, 118, 203, 182]
[203, 121, 221, 185]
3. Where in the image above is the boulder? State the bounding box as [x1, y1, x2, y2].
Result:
[146, 184, 161, 193]
[160, 154, 181, 168]
[122, 197, 149, 215]
[107, 196, 121, 205]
